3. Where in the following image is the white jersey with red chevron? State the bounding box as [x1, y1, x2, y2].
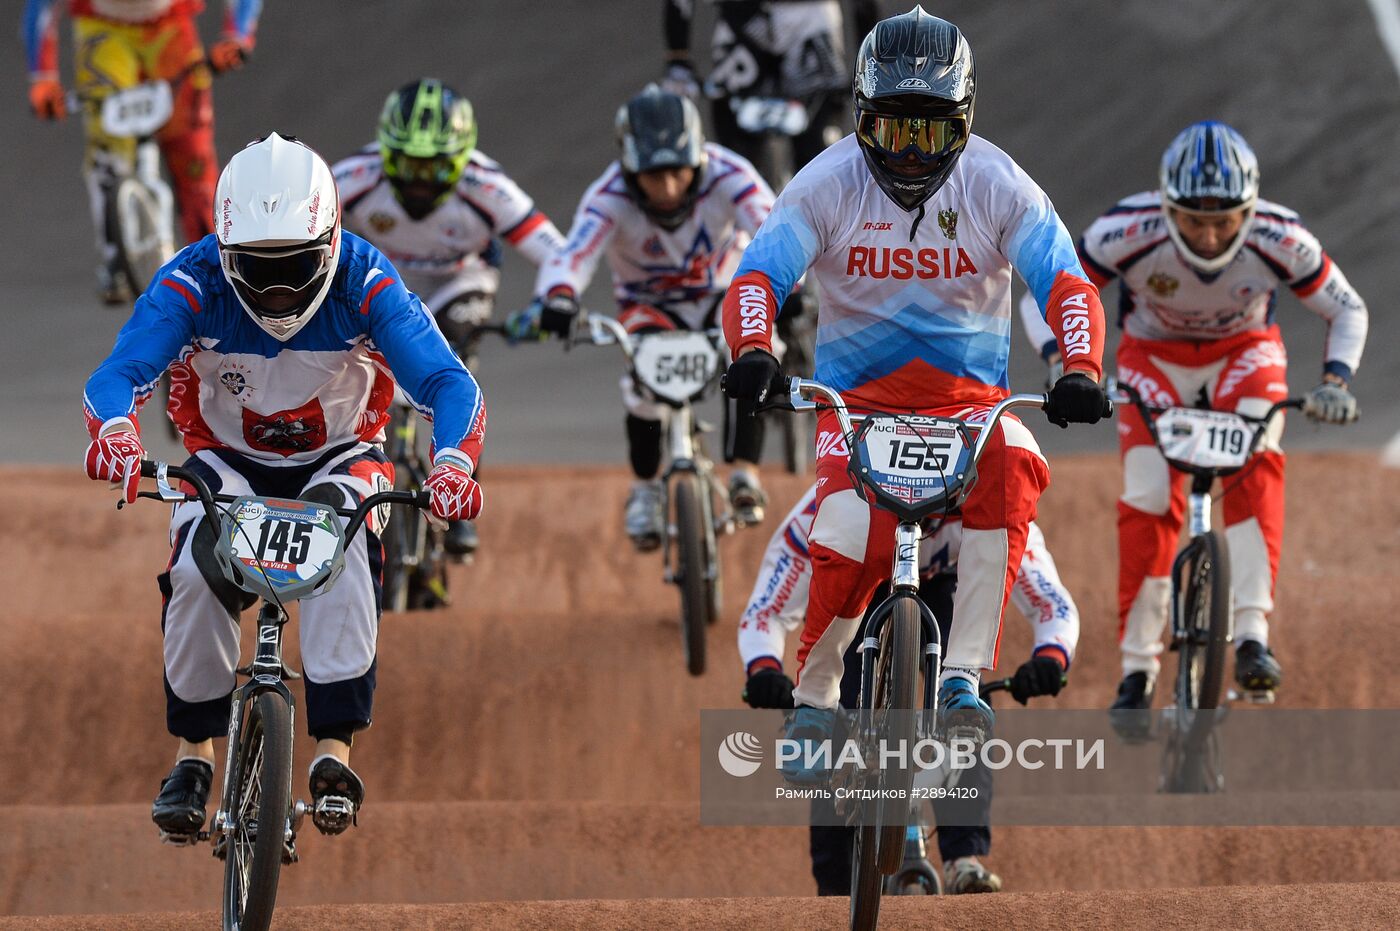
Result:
[333, 146, 564, 310]
[722, 133, 1105, 410]
[536, 142, 773, 330]
[1079, 191, 1367, 378]
[737, 485, 1080, 672]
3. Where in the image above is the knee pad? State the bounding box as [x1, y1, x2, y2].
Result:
[167, 517, 256, 616]
[1121, 446, 1172, 515]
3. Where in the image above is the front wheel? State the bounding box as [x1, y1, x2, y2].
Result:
[110, 177, 171, 293]
[1166, 531, 1231, 792]
[849, 824, 882, 931]
[875, 597, 921, 874]
[223, 691, 293, 931]
[673, 474, 708, 676]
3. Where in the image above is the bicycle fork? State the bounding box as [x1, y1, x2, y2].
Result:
[856, 522, 944, 728]
[1170, 476, 1234, 651]
[211, 602, 306, 864]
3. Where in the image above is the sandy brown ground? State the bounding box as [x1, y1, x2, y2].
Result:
[3, 884, 1400, 930]
[3, 454, 1399, 924]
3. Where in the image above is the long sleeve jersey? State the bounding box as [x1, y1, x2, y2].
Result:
[83, 232, 485, 469]
[333, 146, 563, 309]
[1077, 191, 1367, 381]
[536, 142, 774, 329]
[722, 134, 1106, 411]
[23, 0, 261, 79]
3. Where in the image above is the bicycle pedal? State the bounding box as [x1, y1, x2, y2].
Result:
[311, 796, 358, 836]
[158, 828, 207, 847]
[1241, 688, 1276, 705]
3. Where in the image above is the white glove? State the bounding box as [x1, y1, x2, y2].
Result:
[1303, 380, 1358, 424]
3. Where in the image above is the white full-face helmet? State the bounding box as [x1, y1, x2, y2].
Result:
[216, 133, 341, 341]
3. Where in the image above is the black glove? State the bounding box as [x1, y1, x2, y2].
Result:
[1008, 655, 1066, 705]
[1044, 372, 1108, 428]
[743, 667, 795, 709]
[538, 292, 579, 338]
[723, 349, 783, 403]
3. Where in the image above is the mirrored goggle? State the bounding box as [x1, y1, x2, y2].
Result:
[227, 244, 333, 294]
[384, 152, 461, 186]
[857, 113, 968, 159]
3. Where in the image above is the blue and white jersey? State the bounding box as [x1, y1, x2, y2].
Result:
[83, 232, 486, 469]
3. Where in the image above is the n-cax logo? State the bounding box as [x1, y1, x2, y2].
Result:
[718, 732, 764, 777]
[862, 221, 893, 231]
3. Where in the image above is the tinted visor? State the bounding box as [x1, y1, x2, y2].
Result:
[229, 244, 333, 295]
[383, 151, 461, 186]
[856, 112, 969, 161]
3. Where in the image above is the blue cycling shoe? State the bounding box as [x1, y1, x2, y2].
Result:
[781, 705, 838, 786]
[938, 677, 993, 745]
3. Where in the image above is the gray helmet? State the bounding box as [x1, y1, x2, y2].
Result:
[615, 84, 707, 230]
[1159, 120, 1260, 272]
[853, 5, 975, 211]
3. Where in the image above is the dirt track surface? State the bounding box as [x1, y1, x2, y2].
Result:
[4, 454, 1400, 924]
[4, 883, 1400, 930]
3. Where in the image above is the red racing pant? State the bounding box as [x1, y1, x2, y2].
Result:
[790, 405, 1050, 709]
[1116, 327, 1289, 675]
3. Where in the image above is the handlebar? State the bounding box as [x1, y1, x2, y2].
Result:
[777, 376, 1049, 471]
[570, 312, 725, 363]
[1108, 382, 1305, 426]
[131, 460, 429, 546]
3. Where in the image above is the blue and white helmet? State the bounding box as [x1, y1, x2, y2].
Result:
[1159, 121, 1260, 272]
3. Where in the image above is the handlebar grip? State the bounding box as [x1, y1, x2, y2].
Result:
[140, 461, 159, 479]
[1102, 392, 1115, 419]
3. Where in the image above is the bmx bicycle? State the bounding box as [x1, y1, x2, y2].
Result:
[763, 375, 1072, 931]
[120, 459, 427, 931]
[573, 312, 734, 675]
[379, 321, 507, 612]
[1109, 383, 1304, 793]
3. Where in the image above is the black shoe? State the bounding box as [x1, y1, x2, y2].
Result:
[152, 759, 213, 838]
[309, 756, 365, 836]
[1108, 672, 1155, 743]
[443, 519, 479, 558]
[1235, 640, 1282, 693]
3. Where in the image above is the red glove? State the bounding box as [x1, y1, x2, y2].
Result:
[208, 39, 249, 72]
[29, 79, 66, 119]
[424, 457, 483, 522]
[84, 430, 144, 504]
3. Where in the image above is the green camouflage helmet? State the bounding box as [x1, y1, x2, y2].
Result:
[377, 79, 477, 204]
